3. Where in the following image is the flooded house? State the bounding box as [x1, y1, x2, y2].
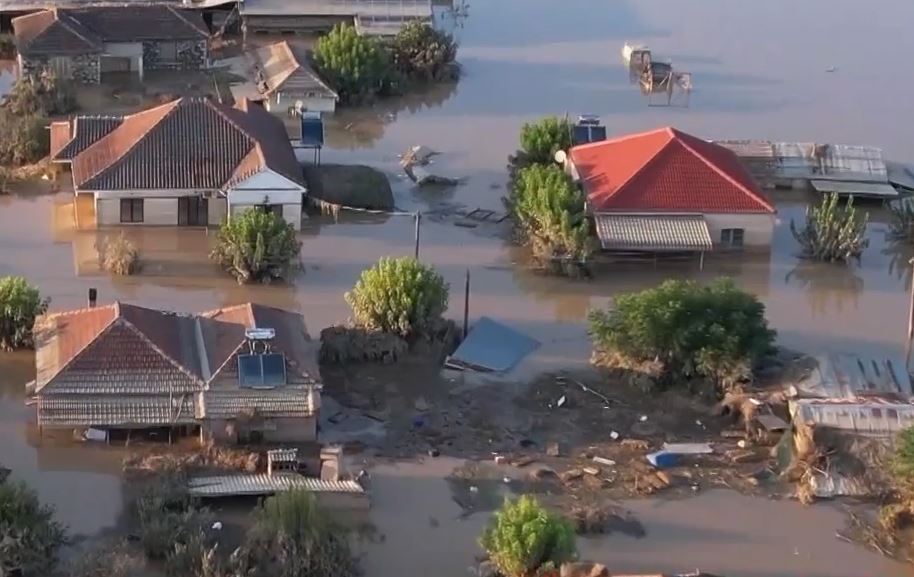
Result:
[238, 0, 433, 37]
[50, 96, 307, 229]
[251, 40, 338, 114]
[11, 5, 209, 83]
[31, 301, 322, 443]
[566, 127, 776, 258]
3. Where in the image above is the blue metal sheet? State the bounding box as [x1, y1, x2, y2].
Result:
[300, 116, 324, 148]
[446, 317, 540, 373]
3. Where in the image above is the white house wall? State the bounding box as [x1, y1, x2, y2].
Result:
[703, 213, 775, 249]
[209, 197, 227, 225]
[104, 43, 143, 58]
[96, 197, 177, 225]
[229, 169, 306, 202]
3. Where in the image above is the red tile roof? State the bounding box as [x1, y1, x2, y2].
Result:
[569, 126, 775, 214]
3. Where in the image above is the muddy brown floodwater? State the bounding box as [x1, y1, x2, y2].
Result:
[2, 0, 914, 574]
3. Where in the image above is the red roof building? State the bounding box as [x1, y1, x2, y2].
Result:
[568, 127, 775, 253]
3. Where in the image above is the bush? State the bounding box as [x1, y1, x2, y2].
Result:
[134, 476, 210, 561]
[210, 208, 301, 284]
[344, 257, 448, 337]
[888, 200, 914, 242]
[790, 192, 868, 262]
[102, 232, 139, 275]
[588, 278, 775, 392]
[391, 21, 458, 83]
[313, 23, 391, 105]
[519, 116, 573, 165]
[893, 428, 914, 485]
[0, 469, 67, 577]
[0, 276, 49, 351]
[0, 112, 49, 166]
[7, 71, 76, 117]
[510, 164, 592, 274]
[479, 495, 576, 577]
[228, 490, 359, 577]
[66, 541, 140, 577]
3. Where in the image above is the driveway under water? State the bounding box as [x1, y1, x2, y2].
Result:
[2, 0, 914, 573]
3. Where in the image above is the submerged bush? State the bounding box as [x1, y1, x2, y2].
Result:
[510, 164, 592, 274]
[7, 71, 76, 117]
[0, 112, 48, 166]
[229, 490, 359, 577]
[790, 192, 869, 262]
[313, 23, 391, 105]
[0, 276, 49, 351]
[134, 475, 210, 561]
[479, 495, 576, 577]
[391, 21, 458, 83]
[588, 278, 775, 392]
[0, 468, 66, 577]
[345, 257, 448, 337]
[102, 232, 140, 276]
[210, 208, 301, 284]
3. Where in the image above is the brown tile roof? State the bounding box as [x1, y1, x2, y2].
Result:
[70, 97, 304, 192]
[38, 394, 198, 426]
[52, 116, 124, 161]
[13, 8, 102, 56]
[253, 41, 337, 100]
[13, 6, 207, 56]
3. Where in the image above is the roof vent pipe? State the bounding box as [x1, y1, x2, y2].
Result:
[88, 288, 97, 308]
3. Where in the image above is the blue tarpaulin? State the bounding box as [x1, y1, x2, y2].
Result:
[445, 317, 540, 373]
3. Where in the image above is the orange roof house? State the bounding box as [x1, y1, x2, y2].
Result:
[568, 127, 775, 252]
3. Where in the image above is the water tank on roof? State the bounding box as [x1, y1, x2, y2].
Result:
[572, 115, 606, 146]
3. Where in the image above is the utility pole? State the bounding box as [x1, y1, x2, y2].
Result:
[463, 269, 470, 338]
[414, 211, 421, 259]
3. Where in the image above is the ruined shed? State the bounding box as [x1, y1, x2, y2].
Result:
[795, 352, 912, 401]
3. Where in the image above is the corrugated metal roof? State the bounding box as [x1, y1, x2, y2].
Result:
[715, 140, 889, 183]
[253, 41, 337, 100]
[187, 473, 365, 497]
[714, 139, 775, 158]
[794, 399, 914, 438]
[887, 161, 914, 190]
[240, 0, 431, 18]
[594, 214, 713, 251]
[796, 353, 912, 400]
[809, 180, 899, 198]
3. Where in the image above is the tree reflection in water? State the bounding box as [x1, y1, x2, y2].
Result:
[785, 260, 864, 318]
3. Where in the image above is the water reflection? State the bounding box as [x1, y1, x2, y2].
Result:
[785, 261, 865, 318]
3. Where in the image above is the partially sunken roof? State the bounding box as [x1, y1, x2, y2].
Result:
[13, 6, 207, 56]
[570, 127, 775, 214]
[69, 97, 304, 191]
[253, 41, 337, 100]
[34, 302, 318, 396]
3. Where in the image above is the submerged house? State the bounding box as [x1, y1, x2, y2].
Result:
[32, 301, 321, 443]
[567, 127, 776, 256]
[12, 6, 209, 83]
[252, 41, 338, 114]
[50, 96, 307, 230]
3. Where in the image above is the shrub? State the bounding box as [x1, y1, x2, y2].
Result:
[588, 278, 775, 392]
[790, 192, 868, 262]
[66, 541, 140, 577]
[313, 24, 391, 105]
[893, 428, 914, 485]
[510, 164, 592, 274]
[0, 112, 49, 166]
[210, 208, 301, 284]
[519, 116, 573, 165]
[888, 200, 914, 242]
[0, 276, 49, 351]
[0, 469, 67, 577]
[102, 232, 139, 275]
[134, 476, 210, 561]
[391, 21, 458, 83]
[7, 71, 76, 117]
[344, 257, 448, 337]
[228, 490, 359, 577]
[479, 495, 576, 577]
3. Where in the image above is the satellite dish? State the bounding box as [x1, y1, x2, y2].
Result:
[554, 150, 567, 165]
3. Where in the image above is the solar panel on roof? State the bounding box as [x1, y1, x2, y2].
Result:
[238, 354, 262, 387]
[572, 124, 607, 145]
[261, 353, 286, 386]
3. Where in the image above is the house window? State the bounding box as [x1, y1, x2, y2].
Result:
[120, 199, 144, 223]
[157, 42, 178, 62]
[238, 353, 287, 388]
[720, 228, 745, 248]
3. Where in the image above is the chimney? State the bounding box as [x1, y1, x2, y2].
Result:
[87, 288, 97, 308]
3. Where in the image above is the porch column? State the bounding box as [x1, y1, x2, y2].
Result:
[137, 56, 144, 82]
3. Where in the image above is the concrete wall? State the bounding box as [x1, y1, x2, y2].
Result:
[704, 213, 775, 250]
[96, 197, 179, 225]
[204, 416, 317, 444]
[267, 93, 336, 114]
[209, 197, 227, 225]
[142, 39, 207, 70]
[21, 53, 100, 83]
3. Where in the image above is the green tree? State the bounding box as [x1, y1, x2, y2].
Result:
[313, 23, 391, 105]
[790, 192, 868, 263]
[588, 278, 775, 392]
[345, 257, 448, 337]
[210, 209, 301, 284]
[0, 467, 66, 577]
[479, 495, 576, 577]
[0, 112, 48, 166]
[390, 21, 458, 83]
[519, 116, 573, 165]
[228, 490, 358, 577]
[0, 276, 49, 351]
[7, 71, 76, 117]
[893, 428, 914, 484]
[510, 164, 592, 274]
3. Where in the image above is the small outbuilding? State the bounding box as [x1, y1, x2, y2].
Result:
[252, 41, 338, 115]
